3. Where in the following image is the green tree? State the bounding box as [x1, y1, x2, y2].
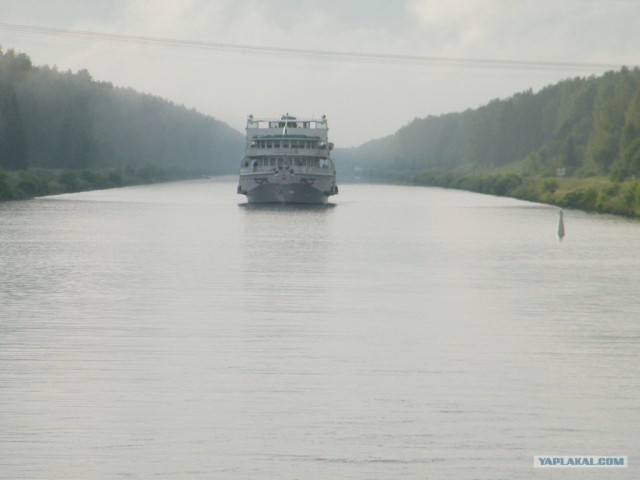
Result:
[0, 84, 28, 170]
[563, 135, 578, 167]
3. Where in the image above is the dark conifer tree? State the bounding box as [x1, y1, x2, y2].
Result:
[0, 85, 29, 170]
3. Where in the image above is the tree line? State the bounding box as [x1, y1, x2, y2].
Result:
[0, 47, 244, 176]
[341, 67, 640, 180]
[335, 66, 640, 215]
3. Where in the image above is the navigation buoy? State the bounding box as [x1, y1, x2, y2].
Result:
[557, 209, 565, 240]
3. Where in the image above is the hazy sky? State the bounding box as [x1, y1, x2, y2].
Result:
[2, 0, 639, 146]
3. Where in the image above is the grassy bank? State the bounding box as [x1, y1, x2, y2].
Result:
[0, 164, 213, 201]
[394, 171, 640, 218]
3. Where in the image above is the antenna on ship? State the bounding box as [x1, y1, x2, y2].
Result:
[283, 112, 288, 136]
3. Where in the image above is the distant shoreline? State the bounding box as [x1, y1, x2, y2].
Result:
[5, 168, 639, 220]
[0, 166, 227, 202]
[365, 171, 640, 219]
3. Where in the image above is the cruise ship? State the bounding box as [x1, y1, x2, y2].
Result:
[237, 114, 338, 204]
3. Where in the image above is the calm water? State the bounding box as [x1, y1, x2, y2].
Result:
[1, 177, 638, 479]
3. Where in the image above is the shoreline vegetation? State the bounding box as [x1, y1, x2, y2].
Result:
[0, 165, 209, 201]
[369, 171, 640, 218]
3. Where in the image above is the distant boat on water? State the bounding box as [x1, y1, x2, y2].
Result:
[557, 209, 565, 240]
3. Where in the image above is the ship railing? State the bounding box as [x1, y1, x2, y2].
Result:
[247, 121, 328, 130]
[245, 148, 329, 156]
[241, 165, 335, 174]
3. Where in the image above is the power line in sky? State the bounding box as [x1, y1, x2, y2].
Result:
[0, 22, 628, 72]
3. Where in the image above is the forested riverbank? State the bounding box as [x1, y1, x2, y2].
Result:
[337, 66, 640, 217]
[0, 47, 244, 201]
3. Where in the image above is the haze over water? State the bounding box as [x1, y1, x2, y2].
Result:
[1, 177, 638, 479]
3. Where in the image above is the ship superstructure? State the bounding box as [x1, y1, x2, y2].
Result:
[237, 114, 338, 204]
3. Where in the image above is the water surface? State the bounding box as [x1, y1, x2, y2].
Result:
[1, 178, 638, 479]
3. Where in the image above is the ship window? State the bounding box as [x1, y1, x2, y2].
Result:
[267, 141, 272, 148]
[282, 141, 289, 148]
[274, 141, 280, 148]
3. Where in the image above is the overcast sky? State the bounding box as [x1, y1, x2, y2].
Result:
[2, 0, 639, 146]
